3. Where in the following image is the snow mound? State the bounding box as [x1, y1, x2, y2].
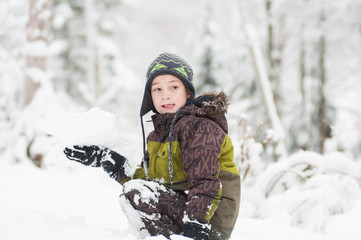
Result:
[242, 150, 361, 233]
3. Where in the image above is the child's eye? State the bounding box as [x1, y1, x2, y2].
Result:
[152, 88, 161, 92]
[171, 86, 178, 90]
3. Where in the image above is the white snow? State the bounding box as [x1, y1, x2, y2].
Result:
[23, 40, 50, 57]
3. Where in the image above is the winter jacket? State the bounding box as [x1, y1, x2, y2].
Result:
[117, 92, 240, 237]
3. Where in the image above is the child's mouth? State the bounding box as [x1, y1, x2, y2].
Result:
[162, 104, 175, 109]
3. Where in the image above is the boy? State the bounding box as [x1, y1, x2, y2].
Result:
[64, 53, 241, 240]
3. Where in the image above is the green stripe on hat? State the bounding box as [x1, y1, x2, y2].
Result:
[174, 66, 188, 79]
[150, 63, 168, 75]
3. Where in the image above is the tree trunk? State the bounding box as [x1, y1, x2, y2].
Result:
[299, 25, 306, 106]
[25, 0, 52, 167]
[265, 0, 284, 114]
[297, 24, 309, 151]
[25, 0, 51, 106]
[318, 32, 327, 154]
[316, 11, 331, 154]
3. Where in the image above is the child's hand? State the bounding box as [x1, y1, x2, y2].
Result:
[181, 222, 210, 240]
[64, 145, 103, 167]
[64, 145, 127, 178]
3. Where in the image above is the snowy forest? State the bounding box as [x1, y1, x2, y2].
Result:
[1, 0, 361, 239]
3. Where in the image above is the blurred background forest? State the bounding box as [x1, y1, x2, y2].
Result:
[1, 0, 361, 169]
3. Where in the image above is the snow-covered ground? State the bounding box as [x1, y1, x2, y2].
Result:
[1, 159, 360, 240]
[1, 108, 361, 240]
[0, 161, 352, 240]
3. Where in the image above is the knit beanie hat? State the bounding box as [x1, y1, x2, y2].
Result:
[140, 53, 195, 117]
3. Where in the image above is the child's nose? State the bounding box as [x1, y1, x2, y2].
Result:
[162, 90, 170, 99]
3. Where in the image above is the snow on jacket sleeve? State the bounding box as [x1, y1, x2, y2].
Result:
[179, 116, 223, 223]
[115, 153, 147, 184]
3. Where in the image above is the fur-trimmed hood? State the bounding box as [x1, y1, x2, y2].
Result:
[190, 91, 230, 133]
[193, 91, 229, 118]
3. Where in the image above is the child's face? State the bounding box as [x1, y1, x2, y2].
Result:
[151, 74, 189, 114]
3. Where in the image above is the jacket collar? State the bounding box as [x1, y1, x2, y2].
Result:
[151, 112, 176, 136]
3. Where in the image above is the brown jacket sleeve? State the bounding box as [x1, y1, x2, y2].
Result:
[180, 116, 224, 223]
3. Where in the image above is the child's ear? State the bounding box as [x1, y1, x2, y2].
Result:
[186, 90, 192, 99]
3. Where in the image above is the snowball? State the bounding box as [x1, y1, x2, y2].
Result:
[44, 107, 125, 149]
